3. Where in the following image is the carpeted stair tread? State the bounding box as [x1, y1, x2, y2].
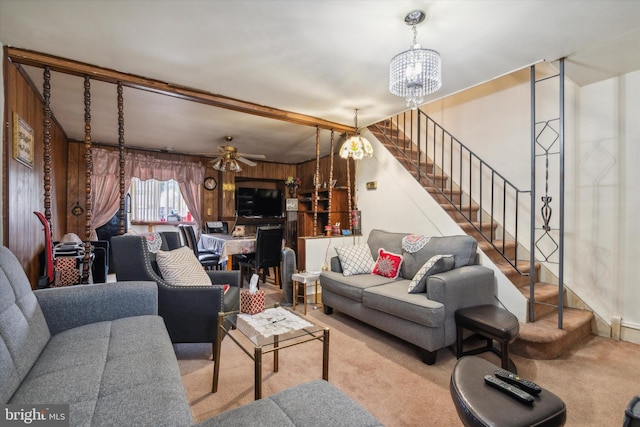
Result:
[519, 282, 562, 302]
[512, 308, 594, 359]
[477, 240, 516, 261]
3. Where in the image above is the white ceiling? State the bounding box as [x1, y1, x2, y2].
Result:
[2, 0, 640, 164]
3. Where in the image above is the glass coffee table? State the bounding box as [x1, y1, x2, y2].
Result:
[212, 303, 329, 400]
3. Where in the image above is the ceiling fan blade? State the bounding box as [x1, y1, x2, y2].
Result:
[237, 156, 258, 167]
[193, 153, 221, 159]
[237, 152, 266, 159]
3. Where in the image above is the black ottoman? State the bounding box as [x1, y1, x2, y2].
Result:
[450, 356, 566, 427]
[456, 304, 520, 372]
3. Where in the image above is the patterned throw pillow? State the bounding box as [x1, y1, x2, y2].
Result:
[140, 232, 162, 253]
[335, 244, 375, 276]
[156, 246, 211, 286]
[408, 254, 455, 293]
[372, 248, 403, 279]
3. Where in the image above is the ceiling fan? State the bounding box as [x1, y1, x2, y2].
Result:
[206, 136, 266, 172]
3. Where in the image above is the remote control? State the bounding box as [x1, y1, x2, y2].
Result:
[494, 369, 542, 395]
[483, 375, 535, 405]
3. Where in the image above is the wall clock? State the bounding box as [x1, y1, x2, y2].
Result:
[203, 176, 217, 191]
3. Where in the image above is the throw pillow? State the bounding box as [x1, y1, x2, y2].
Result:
[140, 231, 162, 253]
[402, 235, 477, 279]
[408, 254, 455, 293]
[372, 248, 403, 279]
[335, 244, 375, 276]
[156, 246, 211, 287]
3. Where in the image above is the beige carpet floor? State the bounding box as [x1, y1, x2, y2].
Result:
[177, 282, 640, 426]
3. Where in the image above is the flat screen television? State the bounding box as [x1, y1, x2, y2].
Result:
[235, 187, 283, 217]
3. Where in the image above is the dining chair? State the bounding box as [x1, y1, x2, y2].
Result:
[178, 224, 221, 270]
[238, 226, 285, 288]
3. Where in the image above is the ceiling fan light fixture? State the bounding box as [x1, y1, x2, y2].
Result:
[229, 159, 242, 172]
[389, 10, 442, 110]
[213, 158, 226, 171]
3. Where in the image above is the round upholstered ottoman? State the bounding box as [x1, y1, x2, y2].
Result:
[450, 356, 566, 427]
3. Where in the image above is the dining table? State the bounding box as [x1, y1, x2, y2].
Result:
[200, 233, 257, 270]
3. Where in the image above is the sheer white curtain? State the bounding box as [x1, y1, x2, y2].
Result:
[91, 148, 205, 232]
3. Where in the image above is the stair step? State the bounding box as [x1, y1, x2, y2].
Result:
[427, 187, 463, 204]
[511, 307, 594, 359]
[492, 259, 539, 286]
[442, 203, 479, 222]
[458, 221, 496, 238]
[519, 282, 565, 320]
[477, 240, 516, 262]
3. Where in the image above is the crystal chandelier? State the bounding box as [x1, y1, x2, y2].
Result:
[389, 10, 442, 110]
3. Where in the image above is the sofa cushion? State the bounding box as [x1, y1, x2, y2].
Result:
[372, 248, 403, 279]
[408, 254, 455, 294]
[0, 246, 51, 404]
[402, 235, 478, 279]
[8, 315, 192, 426]
[366, 229, 407, 260]
[203, 380, 383, 427]
[156, 246, 211, 286]
[320, 270, 394, 302]
[363, 281, 445, 327]
[335, 244, 375, 276]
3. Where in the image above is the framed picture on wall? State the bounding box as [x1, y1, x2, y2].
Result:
[12, 112, 34, 168]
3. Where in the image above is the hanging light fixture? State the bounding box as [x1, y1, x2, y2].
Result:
[339, 109, 372, 235]
[389, 10, 442, 110]
[339, 109, 373, 160]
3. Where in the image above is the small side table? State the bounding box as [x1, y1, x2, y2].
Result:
[291, 272, 320, 315]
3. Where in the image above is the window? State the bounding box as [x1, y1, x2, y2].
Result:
[129, 178, 190, 222]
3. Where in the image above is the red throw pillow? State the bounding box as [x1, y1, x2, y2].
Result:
[372, 248, 403, 279]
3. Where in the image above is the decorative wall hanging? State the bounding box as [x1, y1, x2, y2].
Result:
[12, 112, 34, 168]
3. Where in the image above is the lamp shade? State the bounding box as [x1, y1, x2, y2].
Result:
[389, 44, 441, 110]
[339, 135, 373, 160]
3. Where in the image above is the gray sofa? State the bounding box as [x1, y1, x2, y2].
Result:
[320, 229, 495, 365]
[1, 245, 381, 426]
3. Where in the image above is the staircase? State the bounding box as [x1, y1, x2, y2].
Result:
[369, 118, 594, 360]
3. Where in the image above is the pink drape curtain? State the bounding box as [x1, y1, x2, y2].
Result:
[91, 147, 204, 231]
[91, 148, 131, 232]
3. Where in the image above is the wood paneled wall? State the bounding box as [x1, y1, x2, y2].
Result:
[3, 57, 69, 286]
[297, 152, 354, 194]
[67, 144, 298, 232]
[217, 161, 297, 221]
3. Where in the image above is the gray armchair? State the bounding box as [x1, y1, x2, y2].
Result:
[111, 232, 239, 348]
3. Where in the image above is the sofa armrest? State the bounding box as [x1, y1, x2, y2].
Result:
[206, 270, 240, 287]
[426, 265, 494, 312]
[34, 281, 158, 336]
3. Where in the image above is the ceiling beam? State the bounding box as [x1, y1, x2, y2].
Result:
[6, 47, 356, 134]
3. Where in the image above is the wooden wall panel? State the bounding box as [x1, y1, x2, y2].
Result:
[3, 58, 69, 286]
[297, 152, 353, 194]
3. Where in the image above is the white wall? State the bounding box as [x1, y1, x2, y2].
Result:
[570, 70, 640, 337]
[357, 64, 640, 340]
